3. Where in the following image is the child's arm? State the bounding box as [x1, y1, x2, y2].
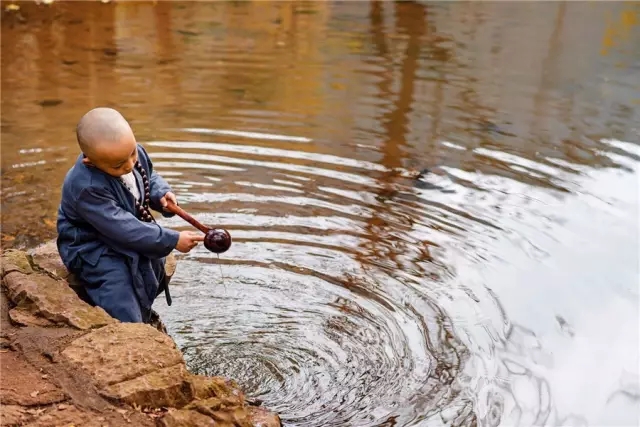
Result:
[75, 185, 180, 259]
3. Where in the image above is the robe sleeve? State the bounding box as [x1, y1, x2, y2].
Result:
[139, 144, 175, 218]
[76, 185, 180, 259]
[149, 169, 174, 215]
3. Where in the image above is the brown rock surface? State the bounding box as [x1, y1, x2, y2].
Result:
[102, 363, 194, 408]
[0, 249, 33, 277]
[159, 378, 281, 427]
[0, 405, 31, 425]
[61, 322, 184, 387]
[247, 406, 283, 427]
[190, 375, 246, 401]
[28, 241, 69, 280]
[21, 405, 103, 427]
[0, 350, 66, 406]
[157, 408, 218, 427]
[184, 397, 252, 426]
[8, 307, 56, 327]
[21, 405, 156, 427]
[2, 271, 115, 330]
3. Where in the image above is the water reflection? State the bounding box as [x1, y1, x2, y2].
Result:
[2, 1, 639, 426]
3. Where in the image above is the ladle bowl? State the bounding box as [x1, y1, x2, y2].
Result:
[204, 229, 232, 254]
[164, 201, 232, 254]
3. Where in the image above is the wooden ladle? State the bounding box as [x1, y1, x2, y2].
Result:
[164, 200, 232, 254]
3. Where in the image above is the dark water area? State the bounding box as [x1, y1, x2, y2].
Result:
[2, 1, 640, 426]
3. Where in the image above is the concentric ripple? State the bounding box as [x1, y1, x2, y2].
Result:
[169, 265, 456, 426]
[152, 130, 639, 427]
[149, 132, 484, 426]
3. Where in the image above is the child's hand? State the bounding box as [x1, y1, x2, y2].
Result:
[160, 192, 178, 210]
[176, 231, 205, 253]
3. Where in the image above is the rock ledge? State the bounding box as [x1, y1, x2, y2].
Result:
[0, 241, 281, 427]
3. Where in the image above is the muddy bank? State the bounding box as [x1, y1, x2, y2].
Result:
[0, 241, 281, 427]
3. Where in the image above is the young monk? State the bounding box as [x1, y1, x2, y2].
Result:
[56, 107, 204, 324]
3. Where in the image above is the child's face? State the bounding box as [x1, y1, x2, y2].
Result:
[83, 133, 138, 178]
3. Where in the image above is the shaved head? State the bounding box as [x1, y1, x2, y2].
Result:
[77, 107, 139, 177]
[76, 107, 133, 155]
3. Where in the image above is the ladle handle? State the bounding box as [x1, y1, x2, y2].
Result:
[164, 200, 209, 234]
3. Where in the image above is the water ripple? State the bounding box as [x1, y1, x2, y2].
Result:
[2, 1, 639, 426]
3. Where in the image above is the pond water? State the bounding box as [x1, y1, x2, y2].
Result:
[2, 1, 639, 426]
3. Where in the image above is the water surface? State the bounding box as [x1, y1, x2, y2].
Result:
[2, 2, 639, 426]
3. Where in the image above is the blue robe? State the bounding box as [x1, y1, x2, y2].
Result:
[56, 144, 180, 323]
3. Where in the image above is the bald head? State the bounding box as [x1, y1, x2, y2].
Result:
[77, 107, 139, 177]
[76, 107, 133, 155]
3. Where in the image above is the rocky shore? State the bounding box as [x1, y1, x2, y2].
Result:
[0, 241, 281, 427]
